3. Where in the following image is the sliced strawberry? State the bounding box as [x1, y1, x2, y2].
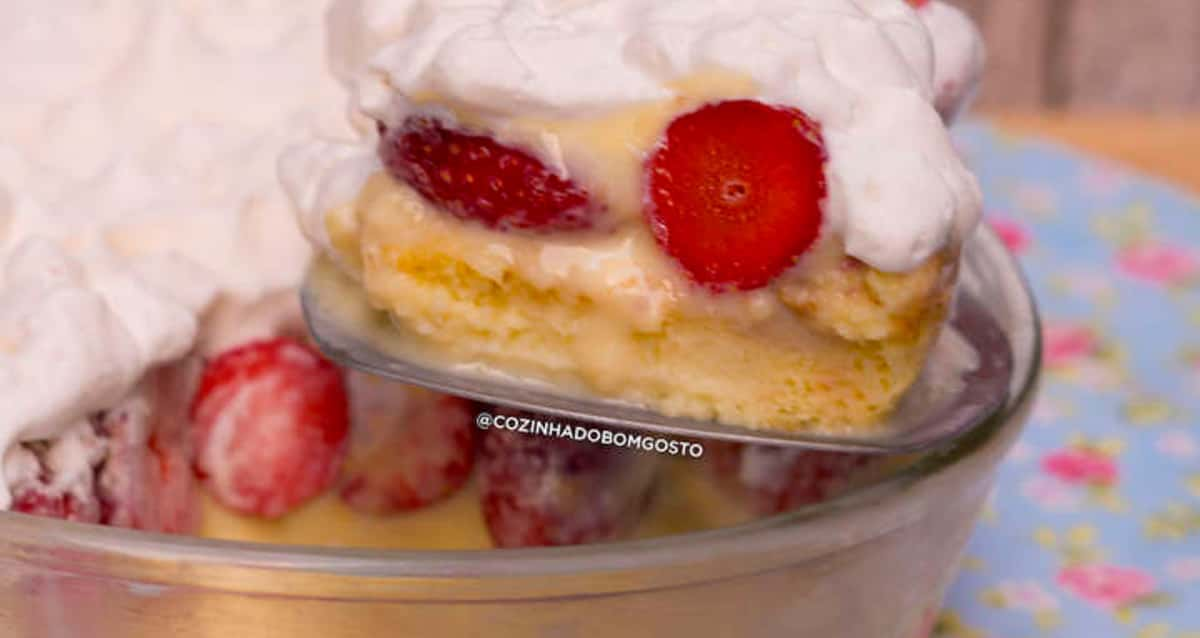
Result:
[708, 442, 874, 515]
[337, 374, 475, 514]
[380, 115, 598, 232]
[645, 100, 826, 291]
[190, 338, 349, 519]
[478, 417, 659, 548]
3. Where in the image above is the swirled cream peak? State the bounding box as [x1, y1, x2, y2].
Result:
[914, 1, 985, 121]
[0, 1, 351, 504]
[332, 0, 935, 121]
[313, 0, 980, 273]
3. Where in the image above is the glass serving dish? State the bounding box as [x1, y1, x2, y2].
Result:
[0, 228, 1040, 638]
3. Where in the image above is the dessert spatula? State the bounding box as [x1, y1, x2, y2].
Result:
[301, 259, 1012, 454]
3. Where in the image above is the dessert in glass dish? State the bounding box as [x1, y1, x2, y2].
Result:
[285, 0, 986, 434]
[0, 1, 1035, 637]
[0, 0, 898, 549]
[0, 227, 1039, 638]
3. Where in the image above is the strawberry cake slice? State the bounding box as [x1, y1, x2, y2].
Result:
[286, 0, 984, 433]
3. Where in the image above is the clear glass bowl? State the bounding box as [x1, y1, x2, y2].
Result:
[0, 228, 1040, 638]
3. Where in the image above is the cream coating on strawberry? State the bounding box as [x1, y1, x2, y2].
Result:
[478, 417, 659, 548]
[6, 362, 200, 532]
[708, 442, 877, 515]
[6, 423, 105, 524]
[97, 363, 199, 533]
[190, 338, 350, 519]
[337, 373, 475, 514]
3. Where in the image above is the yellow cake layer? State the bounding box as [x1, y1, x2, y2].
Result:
[328, 175, 953, 432]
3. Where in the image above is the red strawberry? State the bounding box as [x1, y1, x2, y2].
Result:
[379, 115, 598, 232]
[337, 374, 475, 514]
[12, 490, 100, 523]
[907, 0, 932, 9]
[708, 442, 875, 515]
[478, 417, 659, 548]
[190, 338, 350, 519]
[145, 433, 198, 533]
[8, 434, 104, 525]
[645, 100, 826, 291]
[97, 362, 200, 533]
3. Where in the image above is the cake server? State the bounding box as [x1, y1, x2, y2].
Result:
[301, 260, 1012, 454]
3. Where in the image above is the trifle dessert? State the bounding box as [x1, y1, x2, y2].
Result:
[0, 0, 982, 550]
[0, 3, 1039, 638]
[286, 0, 985, 433]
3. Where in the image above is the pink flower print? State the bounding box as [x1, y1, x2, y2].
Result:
[994, 581, 1059, 613]
[1156, 430, 1198, 459]
[1081, 164, 1128, 196]
[1043, 323, 1100, 368]
[1041, 448, 1118, 486]
[1056, 564, 1156, 610]
[988, 217, 1032, 255]
[1166, 557, 1200, 583]
[1031, 396, 1071, 426]
[1117, 243, 1199, 286]
[1021, 475, 1083, 511]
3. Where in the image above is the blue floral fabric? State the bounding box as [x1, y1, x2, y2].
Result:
[938, 123, 1200, 637]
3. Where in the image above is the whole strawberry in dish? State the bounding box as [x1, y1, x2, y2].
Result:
[190, 338, 350, 519]
[337, 372, 476, 514]
[478, 415, 659, 548]
[707, 442, 878, 515]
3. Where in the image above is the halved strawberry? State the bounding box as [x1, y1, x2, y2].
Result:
[645, 100, 826, 291]
[337, 374, 475, 514]
[478, 416, 659, 548]
[190, 338, 349, 519]
[380, 116, 598, 232]
[708, 442, 874, 515]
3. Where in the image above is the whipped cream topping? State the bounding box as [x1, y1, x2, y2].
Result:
[297, 0, 981, 275]
[0, 1, 350, 507]
[915, 1, 986, 121]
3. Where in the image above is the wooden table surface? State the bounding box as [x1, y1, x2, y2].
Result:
[986, 112, 1200, 194]
[951, 1, 1200, 111]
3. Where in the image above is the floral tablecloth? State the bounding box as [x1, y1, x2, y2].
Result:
[938, 123, 1200, 637]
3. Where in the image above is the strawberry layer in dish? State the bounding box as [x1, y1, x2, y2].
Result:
[285, 0, 985, 433]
